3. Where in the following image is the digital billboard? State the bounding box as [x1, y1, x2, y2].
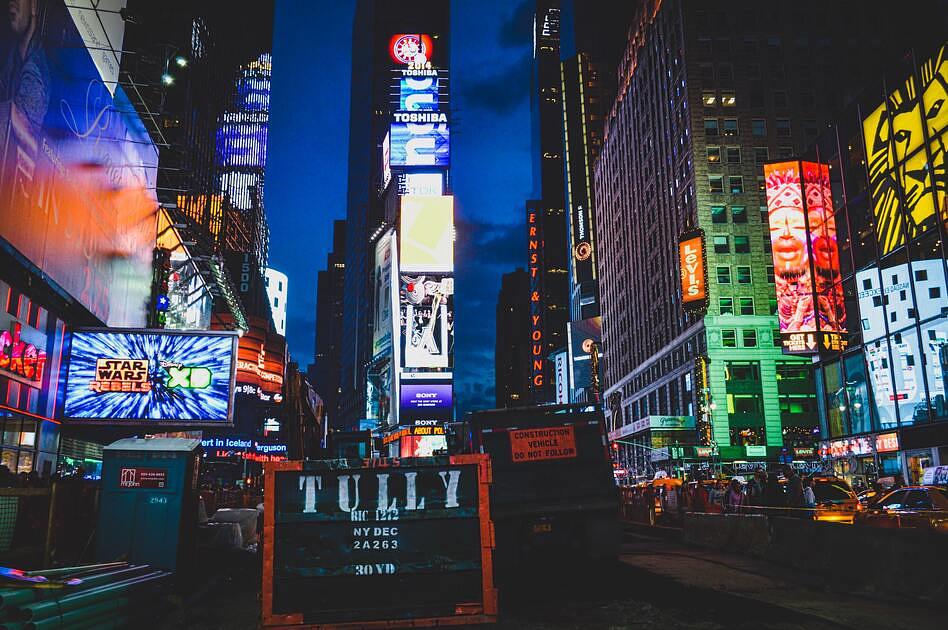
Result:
[399, 75, 440, 111]
[567, 316, 602, 403]
[399, 381, 452, 423]
[373, 232, 396, 357]
[678, 229, 706, 311]
[381, 131, 392, 190]
[400, 274, 453, 369]
[389, 33, 434, 65]
[0, 0, 157, 326]
[390, 120, 450, 166]
[401, 172, 443, 196]
[62, 330, 238, 425]
[400, 196, 454, 273]
[765, 161, 847, 354]
[863, 44, 946, 255]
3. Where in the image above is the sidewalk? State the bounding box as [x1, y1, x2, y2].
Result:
[620, 534, 942, 630]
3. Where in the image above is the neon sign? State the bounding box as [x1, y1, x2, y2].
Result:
[528, 205, 545, 392]
[0, 322, 47, 385]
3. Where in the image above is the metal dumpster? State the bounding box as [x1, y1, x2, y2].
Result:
[96, 438, 201, 572]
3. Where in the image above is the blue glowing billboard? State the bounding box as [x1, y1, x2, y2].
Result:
[390, 121, 450, 167]
[399, 76, 439, 111]
[62, 330, 238, 425]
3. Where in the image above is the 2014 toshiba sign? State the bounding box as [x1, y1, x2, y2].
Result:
[678, 229, 706, 311]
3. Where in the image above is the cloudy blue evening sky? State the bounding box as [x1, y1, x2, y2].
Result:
[266, 1, 542, 413]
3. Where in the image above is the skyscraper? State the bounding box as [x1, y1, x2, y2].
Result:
[495, 268, 531, 408]
[528, 0, 569, 403]
[338, 0, 451, 430]
[314, 220, 347, 427]
[595, 0, 945, 474]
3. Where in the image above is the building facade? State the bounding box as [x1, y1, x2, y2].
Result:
[805, 42, 947, 486]
[596, 0, 945, 475]
[313, 220, 347, 428]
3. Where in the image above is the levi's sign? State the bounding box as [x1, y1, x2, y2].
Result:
[678, 230, 706, 310]
[264, 457, 496, 626]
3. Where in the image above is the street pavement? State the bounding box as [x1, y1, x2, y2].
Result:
[156, 525, 941, 629]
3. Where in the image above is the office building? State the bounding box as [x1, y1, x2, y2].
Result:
[596, 0, 945, 475]
[313, 221, 347, 428]
[495, 269, 531, 408]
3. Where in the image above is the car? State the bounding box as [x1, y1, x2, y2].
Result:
[854, 486, 948, 532]
[808, 476, 861, 524]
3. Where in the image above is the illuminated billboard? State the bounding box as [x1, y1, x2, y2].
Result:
[765, 161, 847, 354]
[527, 203, 545, 393]
[401, 173, 444, 196]
[863, 44, 946, 255]
[399, 74, 440, 111]
[400, 275, 453, 369]
[382, 131, 392, 189]
[390, 120, 450, 166]
[373, 232, 396, 357]
[62, 330, 238, 425]
[389, 33, 434, 65]
[567, 317, 602, 403]
[400, 196, 454, 272]
[399, 381, 452, 423]
[678, 229, 707, 311]
[0, 0, 157, 326]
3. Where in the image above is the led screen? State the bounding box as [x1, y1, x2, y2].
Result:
[399, 382, 452, 423]
[399, 76, 439, 111]
[62, 330, 237, 425]
[217, 122, 268, 168]
[863, 44, 946, 255]
[801, 162, 846, 338]
[389, 33, 434, 65]
[678, 230, 706, 310]
[400, 275, 453, 369]
[766, 161, 848, 353]
[402, 173, 443, 196]
[373, 232, 395, 357]
[400, 196, 453, 272]
[390, 121, 450, 166]
[399, 434, 448, 458]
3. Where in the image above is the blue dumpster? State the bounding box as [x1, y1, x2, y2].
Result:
[96, 438, 202, 572]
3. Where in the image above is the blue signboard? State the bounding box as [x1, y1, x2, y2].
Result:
[399, 76, 439, 111]
[390, 121, 450, 167]
[62, 330, 238, 425]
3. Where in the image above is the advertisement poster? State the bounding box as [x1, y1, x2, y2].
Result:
[801, 162, 846, 339]
[62, 330, 237, 424]
[678, 230, 706, 310]
[400, 195, 454, 273]
[389, 120, 450, 167]
[0, 0, 157, 326]
[399, 381, 452, 423]
[373, 232, 395, 357]
[400, 275, 453, 369]
[567, 317, 602, 403]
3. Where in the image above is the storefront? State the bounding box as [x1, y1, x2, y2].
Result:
[608, 415, 696, 479]
[819, 431, 901, 489]
[381, 422, 448, 458]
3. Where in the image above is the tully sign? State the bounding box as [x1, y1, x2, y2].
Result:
[262, 456, 497, 628]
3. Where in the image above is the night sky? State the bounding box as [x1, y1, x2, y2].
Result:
[266, 1, 538, 413]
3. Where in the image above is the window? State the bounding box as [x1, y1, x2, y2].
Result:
[731, 205, 747, 223]
[766, 265, 775, 283]
[700, 64, 715, 83]
[722, 329, 737, 347]
[716, 38, 732, 56]
[931, 287, 942, 299]
[745, 64, 760, 80]
[778, 145, 794, 158]
[742, 329, 758, 347]
[734, 235, 750, 253]
[754, 147, 769, 164]
[729, 176, 744, 193]
[714, 236, 730, 253]
[717, 266, 731, 283]
[725, 146, 741, 163]
[709, 175, 724, 193]
[803, 119, 819, 137]
[711, 205, 727, 223]
[752, 119, 766, 136]
[707, 146, 721, 163]
[723, 118, 738, 136]
[759, 206, 768, 223]
[697, 38, 712, 56]
[721, 91, 736, 106]
[720, 297, 734, 315]
[703, 91, 717, 106]
[776, 118, 792, 137]
[739, 297, 754, 315]
[743, 39, 757, 56]
[915, 269, 929, 281]
[773, 328, 782, 346]
[737, 266, 751, 283]
[773, 91, 788, 108]
[274, 297, 279, 307]
[763, 235, 772, 252]
[718, 65, 734, 84]
[757, 176, 766, 193]
[705, 118, 719, 135]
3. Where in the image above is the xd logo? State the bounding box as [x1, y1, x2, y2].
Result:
[164, 365, 212, 389]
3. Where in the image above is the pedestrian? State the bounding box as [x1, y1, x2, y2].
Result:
[762, 472, 784, 509]
[787, 470, 804, 515]
[803, 477, 817, 515]
[691, 479, 709, 513]
[724, 478, 746, 514]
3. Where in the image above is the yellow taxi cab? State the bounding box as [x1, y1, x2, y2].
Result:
[809, 476, 861, 524]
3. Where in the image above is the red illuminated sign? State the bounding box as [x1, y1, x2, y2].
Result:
[0, 322, 47, 386]
[528, 206, 545, 392]
[678, 229, 706, 310]
[389, 34, 434, 65]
